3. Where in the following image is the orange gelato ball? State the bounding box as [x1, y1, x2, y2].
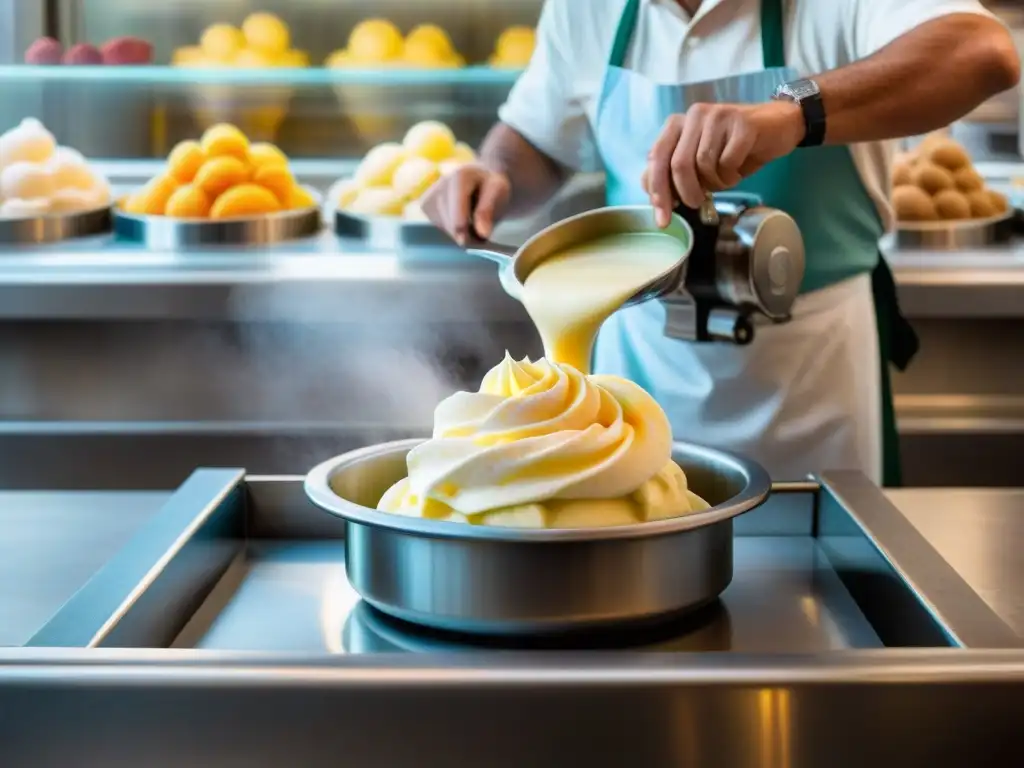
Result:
[167, 140, 207, 183]
[194, 156, 250, 198]
[287, 186, 317, 210]
[210, 184, 282, 218]
[201, 124, 250, 161]
[126, 174, 180, 216]
[165, 184, 213, 218]
[253, 163, 295, 204]
[248, 142, 288, 168]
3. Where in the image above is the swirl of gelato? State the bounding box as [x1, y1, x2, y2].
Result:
[378, 354, 709, 528]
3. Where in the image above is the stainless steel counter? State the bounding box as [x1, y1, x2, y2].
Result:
[0, 490, 168, 646]
[887, 488, 1024, 638]
[0, 234, 1021, 321]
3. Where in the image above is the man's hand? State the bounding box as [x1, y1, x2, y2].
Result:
[643, 100, 804, 226]
[420, 164, 511, 244]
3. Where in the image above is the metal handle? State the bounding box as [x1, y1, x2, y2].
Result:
[464, 237, 518, 266]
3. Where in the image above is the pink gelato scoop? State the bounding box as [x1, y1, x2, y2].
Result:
[101, 37, 153, 65]
[24, 37, 64, 65]
[62, 43, 104, 65]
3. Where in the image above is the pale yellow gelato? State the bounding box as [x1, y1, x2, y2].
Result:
[378, 354, 709, 528]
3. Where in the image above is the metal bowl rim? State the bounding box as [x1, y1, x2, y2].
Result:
[305, 437, 770, 543]
[112, 185, 323, 226]
[510, 203, 694, 286]
[0, 203, 112, 223]
[895, 209, 1013, 232]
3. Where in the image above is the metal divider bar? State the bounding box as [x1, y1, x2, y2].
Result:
[28, 469, 246, 648]
[817, 470, 1021, 649]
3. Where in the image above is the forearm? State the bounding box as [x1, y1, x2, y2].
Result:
[479, 122, 570, 217]
[818, 14, 1020, 144]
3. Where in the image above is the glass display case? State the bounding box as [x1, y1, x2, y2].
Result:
[0, 0, 543, 168]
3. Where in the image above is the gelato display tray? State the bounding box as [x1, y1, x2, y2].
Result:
[6, 468, 1024, 767]
[894, 210, 1014, 249]
[0, 205, 111, 246]
[112, 195, 322, 249]
[334, 208, 455, 250]
[26, 469, 1017, 652]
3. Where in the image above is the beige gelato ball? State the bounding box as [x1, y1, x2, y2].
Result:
[392, 156, 440, 200]
[933, 189, 971, 221]
[892, 159, 913, 187]
[926, 139, 971, 172]
[988, 188, 1010, 214]
[966, 189, 997, 219]
[952, 166, 984, 193]
[893, 185, 938, 222]
[910, 162, 955, 196]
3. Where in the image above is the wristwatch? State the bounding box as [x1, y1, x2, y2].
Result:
[772, 79, 825, 148]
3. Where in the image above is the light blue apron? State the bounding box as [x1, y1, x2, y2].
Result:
[591, 0, 917, 485]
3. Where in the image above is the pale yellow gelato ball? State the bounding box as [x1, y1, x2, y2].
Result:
[403, 200, 428, 221]
[329, 178, 362, 209]
[348, 186, 405, 217]
[451, 142, 476, 164]
[354, 142, 407, 186]
[402, 120, 456, 162]
[1, 162, 55, 201]
[0, 118, 56, 166]
[242, 12, 290, 56]
[49, 188, 101, 214]
[0, 197, 51, 218]
[438, 160, 463, 176]
[392, 157, 440, 200]
[200, 24, 245, 61]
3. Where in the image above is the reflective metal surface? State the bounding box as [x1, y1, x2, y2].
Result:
[0, 205, 112, 246]
[6, 470, 1024, 765]
[894, 211, 1014, 249]
[466, 204, 692, 307]
[306, 439, 770, 635]
[334, 208, 456, 249]
[0, 489, 167, 646]
[29, 469, 245, 648]
[112, 195, 322, 248]
[888, 487, 1024, 638]
[177, 537, 881, 653]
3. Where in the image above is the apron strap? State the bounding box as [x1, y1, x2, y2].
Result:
[760, 0, 785, 69]
[608, 0, 641, 69]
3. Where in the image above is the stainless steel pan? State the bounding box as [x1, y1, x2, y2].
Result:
[463, 204, 694, 303]
[305, 439, 771, 636]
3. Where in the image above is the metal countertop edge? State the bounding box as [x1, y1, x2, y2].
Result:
[26, 469, 246, 648]
[818, 471, 1022, 650]
[4, 650, 1024, 685]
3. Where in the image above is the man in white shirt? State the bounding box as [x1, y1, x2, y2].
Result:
[422, 0, 1019, 485]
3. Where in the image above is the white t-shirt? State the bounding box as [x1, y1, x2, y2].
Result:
[498, 0, 995, 230]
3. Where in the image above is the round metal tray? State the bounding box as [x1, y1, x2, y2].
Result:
[0, 205, 112, 246]
[306, 438, 771, 637]
[334, 208, 454, 249]
[894, 211, 1014, 249]
[113, 192, 322, 248]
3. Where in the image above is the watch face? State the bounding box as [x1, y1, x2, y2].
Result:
[786, 80, 820, 102]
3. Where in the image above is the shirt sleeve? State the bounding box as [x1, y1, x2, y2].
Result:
[497, 0, 592, 170]
[847, 0, 997, 58]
